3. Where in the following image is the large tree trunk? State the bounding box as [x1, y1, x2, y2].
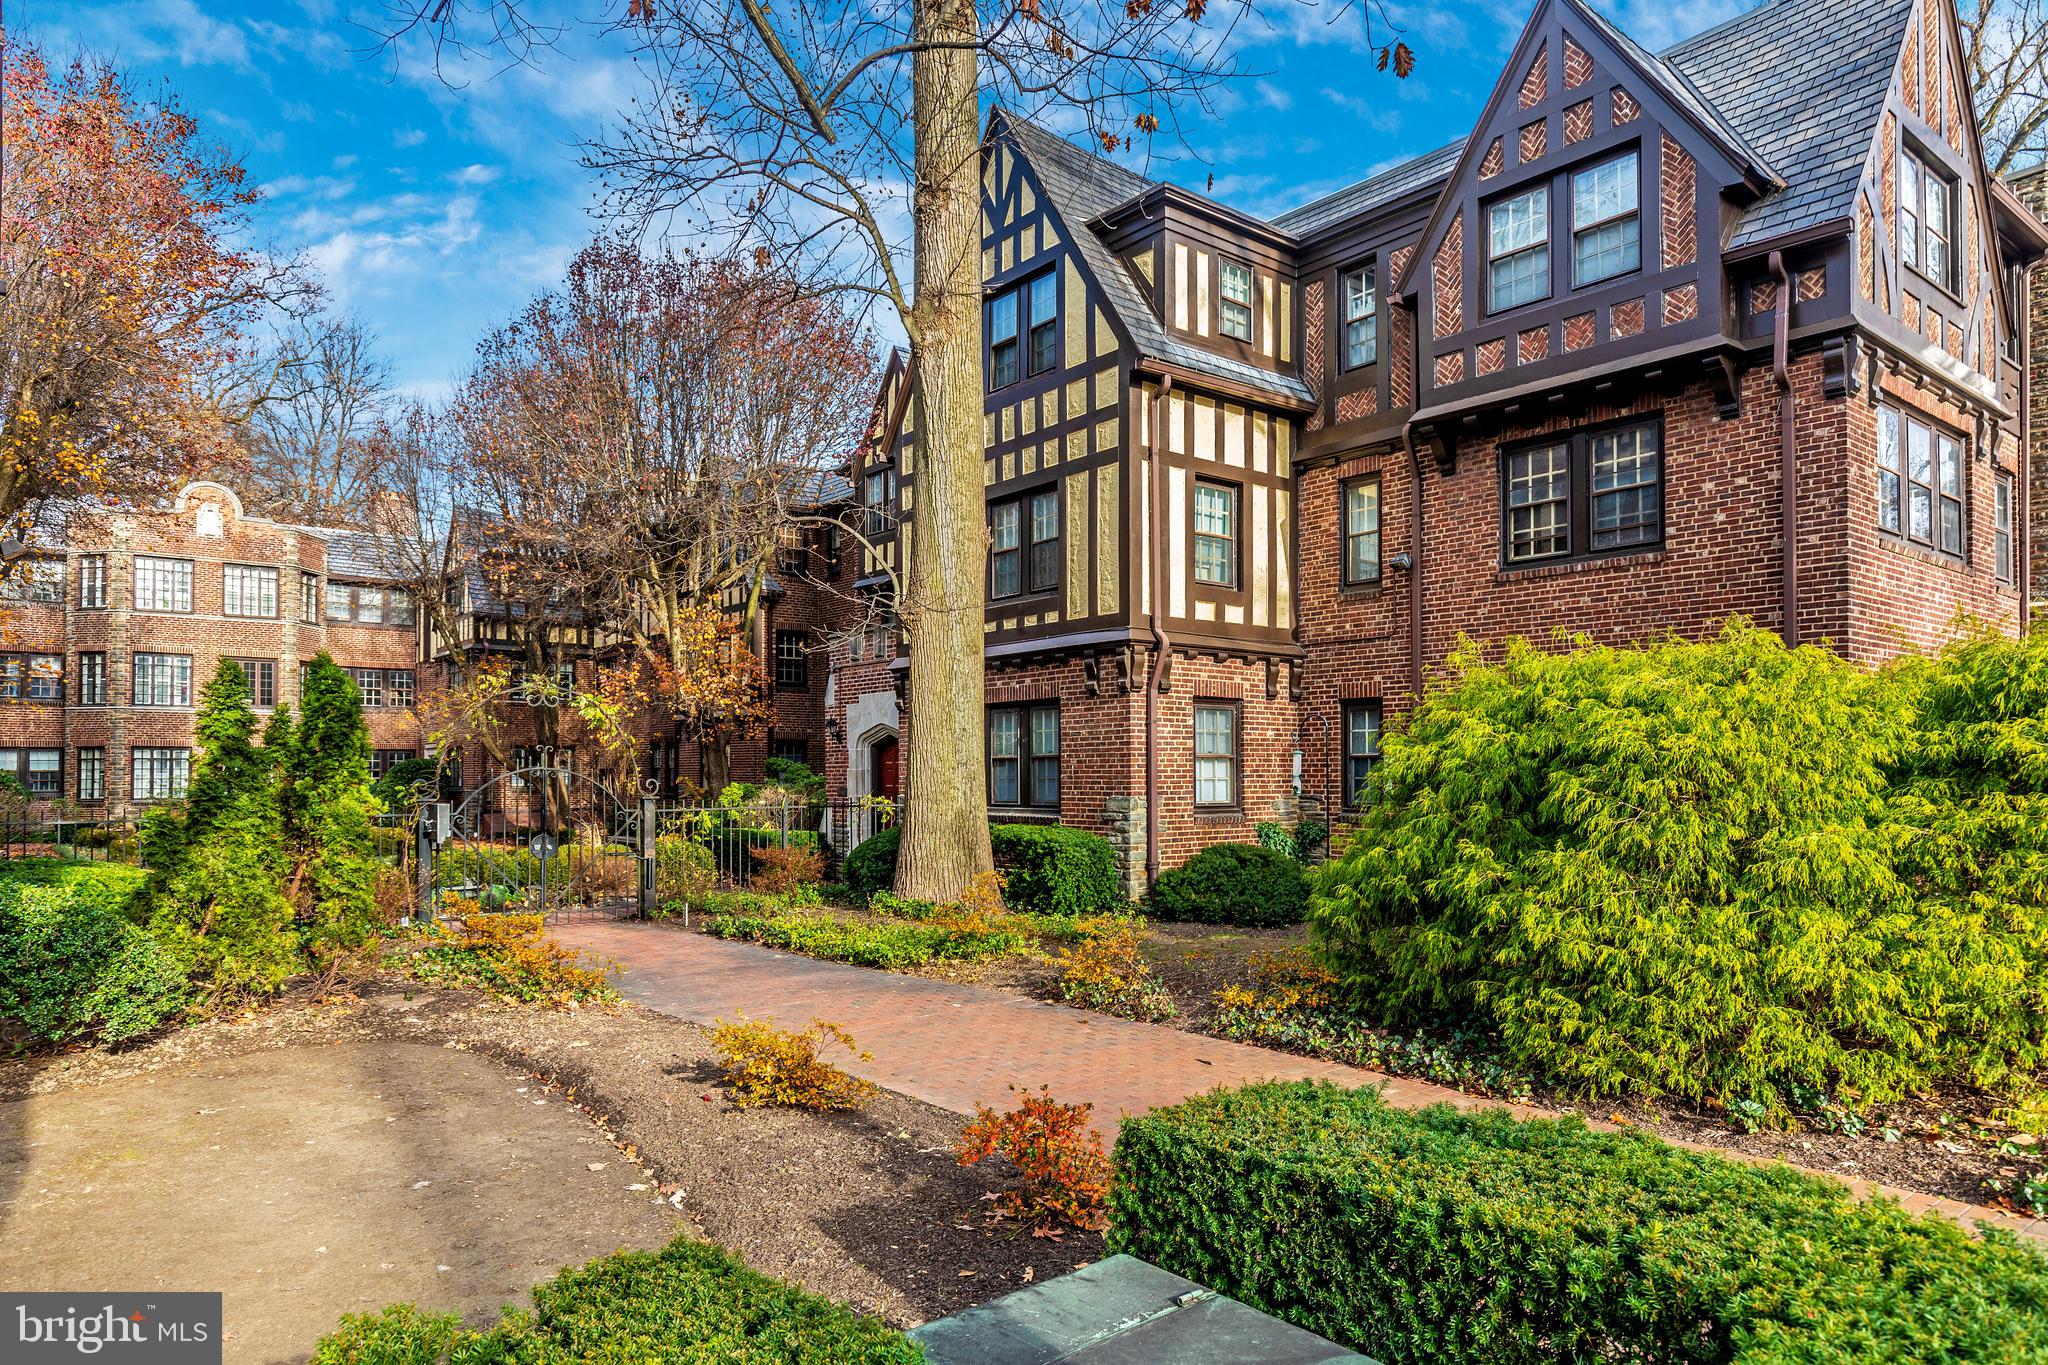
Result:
[894, 0, 992, 901]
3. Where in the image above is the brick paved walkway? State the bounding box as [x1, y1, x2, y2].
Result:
[551, 920, 2048, 1248]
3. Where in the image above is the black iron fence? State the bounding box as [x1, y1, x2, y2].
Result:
[0, 815, 143, 863]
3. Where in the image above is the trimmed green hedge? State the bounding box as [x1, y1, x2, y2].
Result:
[845, 823, 1122, 915]
[1151, 843, 1307, 926]
[0, 861, 185, 1044]
[1111, 1081, 2048, 1363]
[313, 1233, 920, 1363]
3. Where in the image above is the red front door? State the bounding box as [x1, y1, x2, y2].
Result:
[874, 737, 900, 803]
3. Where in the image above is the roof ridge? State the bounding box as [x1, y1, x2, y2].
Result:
[1269, 140, 1464, 230]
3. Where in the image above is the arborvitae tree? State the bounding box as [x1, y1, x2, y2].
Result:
[286, 654, 380, 951]
[262, 703, 301, 841]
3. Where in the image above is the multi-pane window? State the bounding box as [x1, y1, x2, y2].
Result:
[1193, 481, 1238, 587]
[1899, 147, 1955, 290]
[988, 289, 1020, 390]
[1505, 442, 1571, 561]
[356, 587, 384, 623]
[1343, 701, 1383, 809]
[134, 556, 193, 612]
[24, 749, 58, 796]
[1487, 185, 1550, 311]
[301, 571, 321, 624]
[133, 653, 193, 707]
[864, 467, 897, 537]
[776, 526, 808, 575]
[232, 658, 277, 709]
[774, 630, 809, 688]
[1343, 478, 1381, 586]
[1503, 420, 1663, 564]
[348, 667, 384, 708]
[1342, 265, 1377, 368]
[1571, 151, 1640, 286]
[989, 489, 1059, 599]
[223, 564, 278, 618]
[1882, 406, 1965, 555]
[1194, 703, 1238, 807]
[324, 582, 403, 623]
[1589, 423, 1662, 550]
[1, 654, 63, 702]
[77, 652, 106, 706]
[389, 669, 416, 709]
[1220, 261, 1254, 341]
[1027, 273, 1058, 376]
[988, 704, 1059, 809]
[2, 559, 63, 603]
[389, 588, 416, 625]
[79, 554, 107, 609]
[77, 747, 104, 802]
[132, 747, 191, 800]
[1997, 472, 2016, 584]
[371, 749, 419, 779]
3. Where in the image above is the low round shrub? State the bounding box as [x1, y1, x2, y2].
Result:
[0, 868, 186, 1045]
[990, 823, 1122, 915]
[368, 757, 439, 809]
[1151, 843, 1308, 926]
[843, 825, 900, 898]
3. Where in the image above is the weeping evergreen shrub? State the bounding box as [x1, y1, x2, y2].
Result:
[1309, 620, 2048, 1107]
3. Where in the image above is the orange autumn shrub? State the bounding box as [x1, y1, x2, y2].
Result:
[750, 843, 825, 896]
[710, 1015, 879, 1110]
[957, 1086, 1112, 1230]
[411, 913, 616, 1006]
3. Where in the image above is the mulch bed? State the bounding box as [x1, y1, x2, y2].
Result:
[0, 973, 1102, 1327]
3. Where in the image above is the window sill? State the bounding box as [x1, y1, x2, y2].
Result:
[1875, 534, 1969, 572]
[989, 808, 1060, 824]
[1495, 548, 1665, 583]
[1194, 806, 1244, 823]
[1340, 579, 1386, 598]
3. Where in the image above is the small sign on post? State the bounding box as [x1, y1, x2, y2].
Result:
[638, 797, 656, 919]
[529, 831, 558, 917]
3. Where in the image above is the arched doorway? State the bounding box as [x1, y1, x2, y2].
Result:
[871, 735, 900, 803]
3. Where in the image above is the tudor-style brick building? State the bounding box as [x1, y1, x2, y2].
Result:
[825, 0, 2048, 892]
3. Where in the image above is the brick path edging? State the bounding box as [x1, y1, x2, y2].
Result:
[552, 921, 2048, 1250]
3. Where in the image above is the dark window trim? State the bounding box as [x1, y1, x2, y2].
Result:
[78, 554, 108, 610]
[1192, 477, 1242, 590]
[132, 555, 194, 614]
[132, 652, 194, 708]
[76, 746, 105, 803]
[1483, 181, 1553, 316]
[1996, 470, 2017, 584]
[986, 267, 1059, 392]
[1898, 141, 1961, 300]
[988, 485, 1060, 601]
[1218, 257, 1255, 343]
[76, 651, 107, 707]
[1341, 474, 1383, 589]
[1568, 147, 1644, 291]
[1341, 699, 1383, 809]
[1339, 261, 1378, 371]
[773, 630, 810, 689]
[230, 657, 278, 709]
[987, 701, 1060, 811]
[1192, 698, 1240, 811]
[0, 746, 64, 797]
[1879, 404, 1968, 559]
[1497, 413, 1666, 570]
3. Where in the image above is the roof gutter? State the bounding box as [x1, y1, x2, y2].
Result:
[1770, 249, 1799, 648]
[1145, 375, 1176, 887]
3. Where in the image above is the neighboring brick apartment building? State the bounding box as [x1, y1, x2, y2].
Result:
[0, 481, 423, 812]
[826, 0, 2048, 891]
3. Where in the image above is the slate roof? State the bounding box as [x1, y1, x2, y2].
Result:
[318, 528, 411, 581]
[1001, 113, 1315, 406]
[1269, 141, 1464, 238]
[1665, 0, 1914, 247]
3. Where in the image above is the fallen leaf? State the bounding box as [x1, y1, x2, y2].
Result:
[587, 1163, 608, 1171]
[957, 1270, 976, 1278]
[1022, 1266, 1035, 1282]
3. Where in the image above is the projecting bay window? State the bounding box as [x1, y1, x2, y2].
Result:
[134, 556, 193, 613]
[1997, 473, 2016, 584]
[1502, 418, 1663, 565]
[1194, 703, 1238, 808]
[864, 467, 897, 537]
[990, 489, 1058, 599]
[1220, 261, 1254, 341]
[1899, 146, 1956, 292]
[301, 572, 321, 624]
[1342, 265, 1377, 368]
[1343, 701, 1383, 809]
[1193, 481, 1239, 588]
[1571, 150, 1640, 287]
[224, 564, 279, 618]
[1487, 185, 1550, 312]
[1879, 406, 1965, 556]
[133, 653, 192, 708]
[1343, 477, 1381, 586]
[132, 747, 190, 801]
[988, 704, 1059, 810]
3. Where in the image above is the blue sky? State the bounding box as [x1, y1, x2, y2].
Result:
[19, 0, 1757, 399]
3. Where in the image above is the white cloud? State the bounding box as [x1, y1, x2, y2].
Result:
[394, 127, 429, 148]
[204, 106, 285, 155]
[1317, 87, 1404, 134]
[451, 163, 502, 186]
[1254, 80, 1294, 113]
[1589, 0, 1760, 51]
[331, 153, 359, 170]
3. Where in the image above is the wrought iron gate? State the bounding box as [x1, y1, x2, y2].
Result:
[424, 761, 644, 923]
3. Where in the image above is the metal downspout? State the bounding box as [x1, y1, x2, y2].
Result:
[1770, 250, 1798, 647]
[1402, 424, 1426, 698]
[1145, 375, 1175, 886]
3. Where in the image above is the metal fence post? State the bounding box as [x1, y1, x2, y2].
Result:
[414, 807, 434, 924]
[638, 796, 656, 919]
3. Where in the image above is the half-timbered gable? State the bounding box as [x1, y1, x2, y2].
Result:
[854, 348, 908, 587]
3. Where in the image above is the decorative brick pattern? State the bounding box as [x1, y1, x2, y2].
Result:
[1564, 36, 1594, 89]
[1903, 28, 1919, 115]
[1563, 311, 1596, 351]
[1749, 279, 1779, 313]
[1966, 187, 1980, 297]
[1479, 137, 1505, 179]
[1564, 99, 1594, 144]
[1612, 86, 1641, 124]
[1519, 42, 1548, 108]
[1519, 118, 1547, 164]
[1881, 116, 1898, 248]
[1796, 267, 1826, 303]
[1390, 243, 1414, 280]
[1611, 296, 1645, 337]
[1903, 291, 1922, 330]
[1434, 350, 1466, 386]
[1660, 133, 1697, 268]
[1389, 300, 1416, 408]
[1859, 200, 1876, 301]
[1947, 80, 1965, 153]
[1947, 320, 1964, 360]
[1433, 211, 1464, 339]
[1517, 325, 1551, 364]
[1663, 283, 1699, 324]
[1925, 0, 1940, 116]
[1476, 337, 1507, 375]
[1927, 304, 1943, 345]
[1335, 388, 1378, 422]
[1302, 278, 1326, 398]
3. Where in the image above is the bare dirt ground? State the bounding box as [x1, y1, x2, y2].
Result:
[0, 977, 1099, 1364]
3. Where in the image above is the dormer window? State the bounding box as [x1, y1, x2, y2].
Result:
[1220, 261, 1254, 341]
[1342, 266, 1377, 368]
[988, 291, 1019, 389]
[987, 271, 1059, 390]
[1487, 186, 1550, 312]
[1027, 274, 1058, 375]
[1899, 147, 1955, 292]
[1571, 150, 1640, 287]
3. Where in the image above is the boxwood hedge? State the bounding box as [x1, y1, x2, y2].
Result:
[844, 823, 1122, 916]
[1110, 1081, 2048, 1364]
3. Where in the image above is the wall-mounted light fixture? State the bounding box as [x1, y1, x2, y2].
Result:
[1387, 551, 1414, 572]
